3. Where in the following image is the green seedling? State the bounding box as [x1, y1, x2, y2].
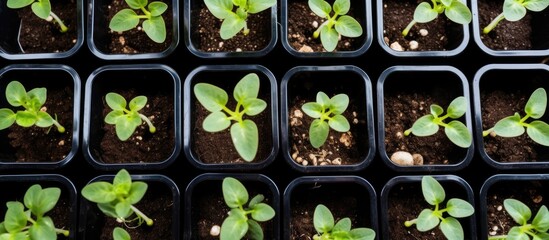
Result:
[193, 73, 267, 162]
[0, 184, 70, 240]
[308, 0, 363, 52]
[220, 177, 275, 240]
[483, 0, 549, 34]
[488, 198, 549, 240]
[482, 88, 549, 146]
[81, 169, 153, 240]
[104, 92, 156, 141]
[204, 0, 276, 40]
[404, 96, 472, 148]
[404, 176, 475, 240]
[109, 0, 168, 43]
[312, 204, 376, 240]
[6, 0, 68, 32]
[302, 91, 350, 148]
[0, 80, 65, 133]
[402, 0, 471, 37]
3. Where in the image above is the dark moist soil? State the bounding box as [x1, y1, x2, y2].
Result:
[481, 90, 549, 163]
[384, 92, 466, 166]
[382, 0, 463, 51]
[288, 98, 366, 167]
[477, 0, 533, 50]
[104, 0, 173, 54]
[191, 2, 271, 52]
[98, 89, 175, 164]
[17, 0, 78, 53]
[4, 86, 73, 163]
[286, 0, 364, 53]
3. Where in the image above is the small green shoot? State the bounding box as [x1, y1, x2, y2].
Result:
[308, 0, 363, 52]
[402, 0, 471, 37]
[204, 0, 276, 40]
[0, 184, 70, 240]
[6, 0, 68, 32]
[113, 227, 131, 240]
[109, 0, 168, 43]
[404, 96, 472, 148]
[488, 198, 549, 240]
[482, 88, 549, 146]
[312, 204, 376, 240]
[404, 176, 475, 240]
[220, 177, 275, 240]
[104, 92, 156, 141]
[193, 73, 267, 162]
[483, 0, 549, 34]
[0, 80, 65, 133]
[302, 91, 350, 148]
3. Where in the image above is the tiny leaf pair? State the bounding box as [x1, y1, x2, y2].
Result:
[487, 198, 549, 240]
[6, 0, 68, 32]
[404, 176, 475, 240]
[308, 0, 363, 52]
[312, 204, 376, 240]
[402, 0, 471, 37]
[302, 91, 350, 148]
[204, 0, 276, 39]
[483, 88, 549, 146]
[193, 73, 267, 162]
[220, 177, 275, 240]
[110, 0, 168, 43]
[0, 80, 65, 133]
[404, 96, 472, 148]
[104, 92, 156, 141]
[483, 0, 549, 34]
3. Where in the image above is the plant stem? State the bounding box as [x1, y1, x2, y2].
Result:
[483, 127, 494, 137]
[50, 12, 68, 33]
[402, 20, 417, 37]
[55, 228, 70, 237]
[487, 235, 507, 240]
[139, 113, 156, 133]
[483, 13, 505, 34]
[130, 205, 154, 226]
[53, 119, 65, 133]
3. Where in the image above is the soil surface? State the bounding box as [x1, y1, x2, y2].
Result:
[16, 0, 78, 53]
[382, 0, 464, 51]
[286, 0, 365, 53]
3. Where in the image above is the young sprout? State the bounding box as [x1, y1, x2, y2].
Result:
[6, 0, 68, 32]
[488, 198, 549, 240]
[302, 91, 350, 148]
[193, 73, 267, 162]
[104, 92, 156, 141]
[308, 0, 363, 52]
[483, 88, 549, 146]
[204, 0, 276, 40]
[220, 177, 275, 240]
[483, 0, 549, 34]
[0, 80, 65, 133]
[312, 204, 376, 240]
[404, 96, 472, 148]
[109, 0, 168, 43]
[0, 184, 70, 240]
[81, 169, 153, 240]
[404, 176, 475, 240]
[402, 0, 471, 37]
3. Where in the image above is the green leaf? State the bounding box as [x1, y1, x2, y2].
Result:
[446, 97, 467, 119]
[203, 111, 231, 132]
[29, 216, 56, 240]
[6, 81, 27, 107]
[115, 114, 141, 141]
[231, 120, 259, 161]
[248, 194, 264, 208]
[106, 93, 127, 111]
[309, 119, 330, 148]
[7, 0, 35, 9]
[250, 203, 275, 222]
[109, 9, 140, 32]
[440, 217, 464, 240]
[220, 213, 248, 240]
[503, 0, 527, 21]
[508, 226, 530, 240]
[333, 218, 351, 232]
[27, 186, 60, 217]
[504, 198, 531, 225]
[98, 202, 118, 218]
[302, 102, 323, 119]
[113, 227, 131, 240]
[349, 228, 376, 240]
[422, 176, 445, 205]
[446, 198, 474, 218]
[524, 0, 549, 11]
[27, 87, 47, 107]
[129, 96, 147, 112]
[194, 83, 229, 112]
[148, 1, 168, 16]
[35, 111, 54, 128]
[0, 223, 6, 234]
[313, 204, 334, 234]
[220, 13, 246, 40]
[493, 113, 525, 137]
[234, 73, 260, 103]
[0, 232, 27, 240]
[527, 120, 549, 146]
[222, 177, 249, 208]
[247, 0, 275, 13]
[31, 0, 51, 19]
[535, 232, 549, 240]
[242, 98, 267, 116]
[114, 169, 132, 193]
[0, 109, 16, 130]
[329, 93, 349, 115]
[335, 15, 363, 38]
[127, 182, 148, 204]
[410, 115, 439, 136]
[526, 88, 547, 119]
[82, 182, 116, 203]
[317, 92, 331, 107]
[533, 205, 549, 232]
[308, 0, 331, 18]
[126, 0, 148, 9]
[328, 114, 350, 132]
[333, 0, 350, 15]
[320, 26, 339, 52]
[441, 0, 453, 7]
[431, 104, 444, 117]
[204, 0, 233, 19]
[445, 0, 472, 24]
[143, 16, 166, 43]
[414, 2, 438, 23]
[15, 111, 37, 127]
[445, 120, 472, 148]
[115, 201, 132, 219]
[105, 110, 125, 125]
[416, 209, 439, 231]
[4, 202, 27, 233]
[246, 219, 264, 240]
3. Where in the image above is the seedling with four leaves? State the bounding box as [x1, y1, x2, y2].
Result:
[109, 0, 168, 43]
[193, 73, 267, 162]
[204, 0, 276, 40]
[104, 92, 156, 141]
[302, 91, 350, 148]
[488, 198, 549, 240]
[312, 204, 376, 240]
[220, 177, 275, 240]
[483, 87, 549, 146]
[308, 0, 363, 52]
[0, 184, 70, 240]
[81, 169, 153, 240]
[482, 0, 549, 34]
[6, 0, 68, 33]
[402, 0, 472, 37]
[0, 80, 65, 133]
[404, 176, 475, 240]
